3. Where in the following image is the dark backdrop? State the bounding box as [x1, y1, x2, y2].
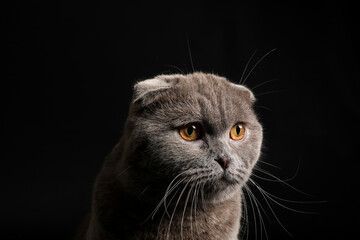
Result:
[2, 1, 359, 240]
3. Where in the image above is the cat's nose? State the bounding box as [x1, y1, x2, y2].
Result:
[215, 157, 231, 170]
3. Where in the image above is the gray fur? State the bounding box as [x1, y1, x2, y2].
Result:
[74, 72, 263, 240]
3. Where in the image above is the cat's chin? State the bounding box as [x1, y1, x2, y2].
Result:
[222, 171, 242, 185]
[201, 173, 243, 203]
[204, 184, 241, 205]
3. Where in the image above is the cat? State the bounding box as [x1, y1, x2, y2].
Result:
[74, 72, 263, 240]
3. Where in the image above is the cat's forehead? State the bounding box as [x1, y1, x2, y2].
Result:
[156, 72, 254, 102]
[156, 72, 254, 96]
[151, 73, 257, 127]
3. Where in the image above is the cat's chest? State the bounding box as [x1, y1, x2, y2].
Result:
[135, 199, 241, 240]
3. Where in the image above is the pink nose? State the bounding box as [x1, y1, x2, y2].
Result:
[215, 157, 231, 170]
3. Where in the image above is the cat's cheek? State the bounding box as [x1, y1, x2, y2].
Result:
[228, 132, 247, 150]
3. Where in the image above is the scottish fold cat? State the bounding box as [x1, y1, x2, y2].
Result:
[75, 72, 263, 240]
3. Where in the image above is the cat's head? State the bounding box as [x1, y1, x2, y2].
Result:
[122, 72, 262, 202]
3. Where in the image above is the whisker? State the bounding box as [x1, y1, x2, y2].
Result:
[146, 178, 183, 223]
[245, 185, 264, 240]
[240, 50, 258, 85]
[257, 159, 281, 169]
[195, 181, 202, 239]
[246, 184, 271, 240]
[164, 64, 186, 75]
[240, 189, 250, 240]
[143, 172, 188, 224]
[248, 179, 293, 237]
[181, 182, 195, 240]
[163, 180, 184, 217]
[186, 35, 195, 73]
[255, 89, 285, 97]
[250, 179, 323, 213]
[243, 185, 258, 240]
[200, 181, 206, 212]
[242, 49, 276, 86]
[116, 165, 132, 177]
[167, 177, 193, 239]
[251, 78, 279, 91]
[162, 169, 206, 218]
[190, 181, 199, 239]
[245, 184, 271, 221]
[252, 172, 293, 183]
[157, 186, 182, 236]
[163, 172, 191, 217]
[255, 105, 273, 111]
[138, 185, 150, 199]
[253, 166, 312, 196]
[254, 194, 268, 240]
[254, 165, 293, 182]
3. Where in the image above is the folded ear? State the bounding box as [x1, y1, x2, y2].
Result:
[133, 78, 172, 105]
[230, 83, 256, 103]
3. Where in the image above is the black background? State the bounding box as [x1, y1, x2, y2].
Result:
[2, 1, 359, 240]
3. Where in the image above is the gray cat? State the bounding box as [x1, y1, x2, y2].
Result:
[74, 72, 263, 240]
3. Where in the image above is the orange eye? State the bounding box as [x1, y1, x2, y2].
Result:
[179, 123, 201, 141]
[230, 123, 246, 140]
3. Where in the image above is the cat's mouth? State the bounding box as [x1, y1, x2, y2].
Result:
[197, 172, 242, 202]
[203, 171, 241, 193]
[220, 171, 241, 185]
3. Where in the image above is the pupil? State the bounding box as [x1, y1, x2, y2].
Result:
[187, 126, 194, 136]
[236, 125, 241, 135]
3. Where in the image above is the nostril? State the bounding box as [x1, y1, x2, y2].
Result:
[215, 157, 231, 170]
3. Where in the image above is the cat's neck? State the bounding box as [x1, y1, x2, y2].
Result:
[135, 192, 242, 240]
[89, 172, 242, 240]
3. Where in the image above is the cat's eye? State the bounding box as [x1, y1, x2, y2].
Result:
[179, 123, 202, 141]
[230, 123, 246, 140]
